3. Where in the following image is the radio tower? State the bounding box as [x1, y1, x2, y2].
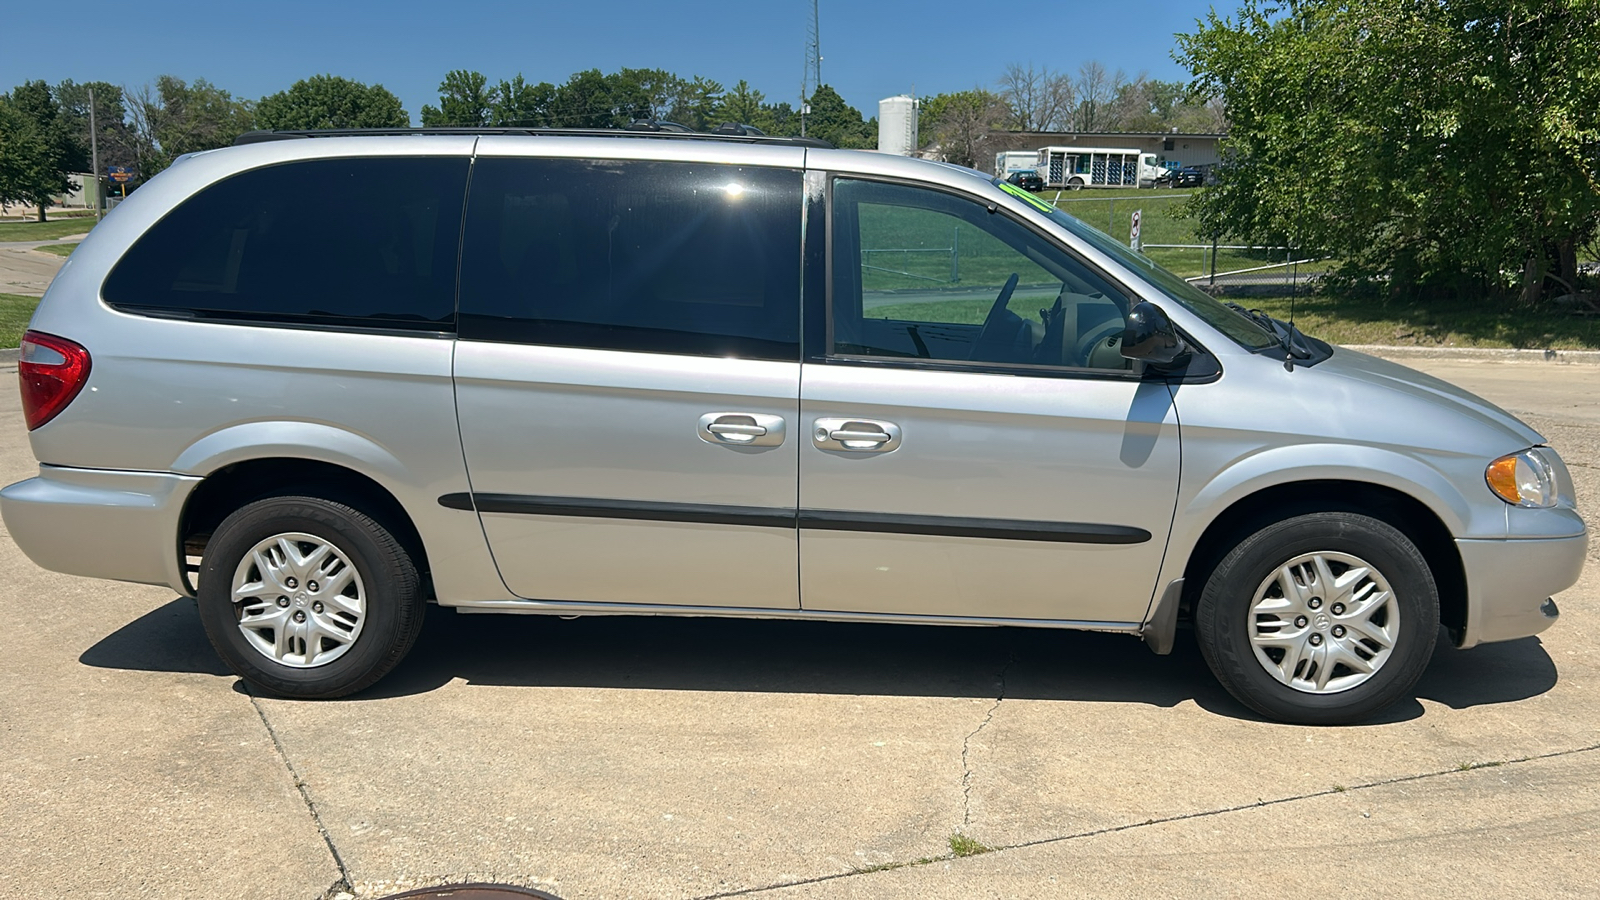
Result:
[801, 0, 821, 136]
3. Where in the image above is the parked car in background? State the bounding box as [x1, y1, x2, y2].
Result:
[1005, 169, 1044, 192]
[1, 128, 1584, 725]
[1171, 166, 1204, 188]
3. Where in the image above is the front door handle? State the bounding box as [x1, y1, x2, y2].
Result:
[698, 412, 786, 447]
[812, 417, 902, 452]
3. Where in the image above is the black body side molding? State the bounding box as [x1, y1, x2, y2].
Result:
[439, 493, 1151, 545]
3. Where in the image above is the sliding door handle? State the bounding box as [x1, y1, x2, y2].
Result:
[812, 418, 902, 452]
[828, 428, 889, 443]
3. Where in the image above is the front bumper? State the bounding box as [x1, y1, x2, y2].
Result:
[1455, 526, 1587, 647]
[1, 465, 200, 594]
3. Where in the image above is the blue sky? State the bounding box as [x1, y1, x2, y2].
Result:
[3, 0, 1224, 119]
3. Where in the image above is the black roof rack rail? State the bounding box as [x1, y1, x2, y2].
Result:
[232, 126, 834, 149]
[624, 119, 694, 133]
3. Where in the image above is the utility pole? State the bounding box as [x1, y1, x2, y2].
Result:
[800, 0, 820, 137]
[89, 85, 101, 221]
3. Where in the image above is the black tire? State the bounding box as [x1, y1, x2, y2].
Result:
[197, 495, 425, 699]
[1194, 512, 1439, 725]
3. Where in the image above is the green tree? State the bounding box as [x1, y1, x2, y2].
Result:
[1106, 78, 1180, 132]
[803, 85, 873, 148]
[1179, 0, 1600, 303]
[921, 89, 1009, 168]
[128, 76, 255, 176]
[3, 82, 77, 220]
[488, 75, 558, 127]
[0, 95, 72, 220]
[547, 69, 627, 128]
[256, 75, 409, 130]
[665, 76, 724, 131]
[761, 100, 798, 136]
[55, 80, 140, 176]
[717, 80, 769, 130]
[420, 70, 491, 126]
[614, 68, 682, 122]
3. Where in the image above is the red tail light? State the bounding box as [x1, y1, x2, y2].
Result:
[18, 331, 92, 430]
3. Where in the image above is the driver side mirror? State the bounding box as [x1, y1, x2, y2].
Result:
[1120, 301, 1190, 367]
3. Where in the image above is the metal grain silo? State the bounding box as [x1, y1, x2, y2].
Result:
[877, 95, 919, 156]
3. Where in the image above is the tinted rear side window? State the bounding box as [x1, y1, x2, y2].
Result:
[458, 158, 801, 360]
[104, 157, 470, 331]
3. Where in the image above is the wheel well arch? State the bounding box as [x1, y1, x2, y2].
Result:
[177, 458, 431, 597]
[1179, 479, 1468, 643]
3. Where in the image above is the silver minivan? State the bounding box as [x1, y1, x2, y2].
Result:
[2, 129, 1585, 724]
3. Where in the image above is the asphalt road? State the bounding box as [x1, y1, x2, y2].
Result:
[1, 355, 1597, 900]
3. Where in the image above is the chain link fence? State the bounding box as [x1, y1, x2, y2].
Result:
[1044, 192, 1324, 292]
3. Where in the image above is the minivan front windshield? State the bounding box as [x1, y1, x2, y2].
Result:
[993, 178, 1279, 351]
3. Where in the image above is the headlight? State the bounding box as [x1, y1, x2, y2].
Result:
[1485, 448, 1558, 508]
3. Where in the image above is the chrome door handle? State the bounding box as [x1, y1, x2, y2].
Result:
[709, 422, 767, 437]
[812, 418, 902, 452]
[828, 428, 888, 443]
[698, 413, 786, 447]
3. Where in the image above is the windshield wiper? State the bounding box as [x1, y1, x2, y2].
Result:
[1226, 302, 1315, 366]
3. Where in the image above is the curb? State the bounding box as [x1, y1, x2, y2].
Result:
[1343, 344, 1600, 365]
[0, 348, 15, 364]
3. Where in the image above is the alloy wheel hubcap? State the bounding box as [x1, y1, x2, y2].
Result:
[1248, 551, 1398, 694]
[231, 532, 365, 668]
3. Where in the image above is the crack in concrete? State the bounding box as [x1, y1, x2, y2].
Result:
[959, 652, 1015, 828]
[694, 741, 1600, 899]
[244, 690, 353, 897]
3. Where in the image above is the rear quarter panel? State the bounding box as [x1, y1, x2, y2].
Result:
[23, 138, 508, 604]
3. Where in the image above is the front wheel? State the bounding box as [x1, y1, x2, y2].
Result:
[1194, 512, 1439, 725]
[197, 495, 426, 698]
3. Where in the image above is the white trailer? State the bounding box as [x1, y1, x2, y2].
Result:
[1035, 146, 1166, 189]
[994, 151, 1039, 177]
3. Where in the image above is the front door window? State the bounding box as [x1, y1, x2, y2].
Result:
[831, 178, 1132, 372]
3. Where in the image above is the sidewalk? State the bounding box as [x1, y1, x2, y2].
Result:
[0, 243, 74, 297]
[0, 235, 90, 251]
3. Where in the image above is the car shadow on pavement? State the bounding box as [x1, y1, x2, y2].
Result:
[78, 596, 234, 677]
[81, 598, 1559, 725]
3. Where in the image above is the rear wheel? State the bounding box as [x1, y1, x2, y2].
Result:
[197, 495, 425, 698]
[1195, 512, 1439, 724]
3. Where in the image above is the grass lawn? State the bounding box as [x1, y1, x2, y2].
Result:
[857, 193, 1270, 288]
[1048, 188, 1198, 245]
[870, 290, 1600, 350]
[872, 297, 1011, 325]
[1142, 246, 1333, 279]
[1043, 189, 1318, 280]
[1241, 293, 1600, 350]
[31, 243, 76, 258]
[1040, 185, 1197, 202]
[1, 293, 41, 349]
[0, 219, 98, 242]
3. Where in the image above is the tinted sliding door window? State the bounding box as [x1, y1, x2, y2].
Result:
[831, 178, 1131, 371]
[103, 157, 470, 331]
[458, 158, 802, 360]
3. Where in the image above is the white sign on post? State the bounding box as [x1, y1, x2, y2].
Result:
[1130, 209, 1143, 251]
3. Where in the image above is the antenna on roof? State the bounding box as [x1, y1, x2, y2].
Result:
[801, 0, 821, 137]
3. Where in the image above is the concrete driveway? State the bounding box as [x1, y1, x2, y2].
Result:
[1, 355, 1596, 900]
